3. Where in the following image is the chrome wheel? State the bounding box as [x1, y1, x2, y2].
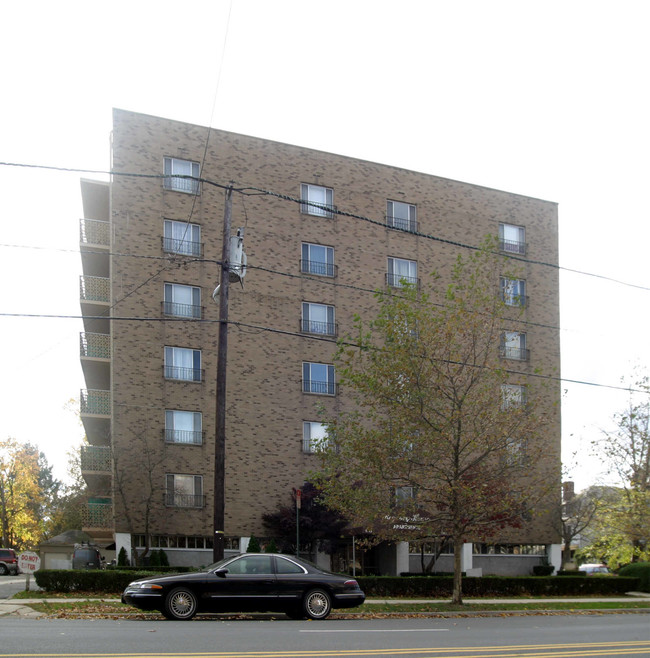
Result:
[303, 589, 331, 620]
[164, 587, 198, 620]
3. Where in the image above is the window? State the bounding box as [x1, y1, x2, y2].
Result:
[165, 474, 204, 508]
[164, 346, 202, 381]
[500, 332, 529, 361]
[165, 410, 203, 444]
[499, 223, 526, 254]
[301, 243, 335, 277]
[164, 283, 201, 318]
[501, 384, 526, 410]
[500, 277, 527, 307]
[387, 257, 418, 288]
[225, 555, 273, 575]
[387, 200, 417, 232]
[302, 363, 336, 396]
[300, 183, 334, 218]
[301, 302, 336, 336]
[163, 220, 202, 256]
[163, 157, 200, 194]
[394, 486, 415, 502]
[505, 438, 527, 466]
[303, 421, 328, 453]
[276, 556, 307, 574]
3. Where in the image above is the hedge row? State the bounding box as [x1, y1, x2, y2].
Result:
[356, 575, 641, 597]
[618, 562, 650, 592]
[34, 570, 158, 593]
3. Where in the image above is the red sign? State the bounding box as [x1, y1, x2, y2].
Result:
[296, 489, 302, 509]
[18, 551, 41, 574]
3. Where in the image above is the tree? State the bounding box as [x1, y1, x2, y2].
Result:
[262, 483, 349, 558]
[556, 482, 598, 568]
[590, 374, 650, 563]
[0, 438, 62, 549]
[315, 240, 558, 604]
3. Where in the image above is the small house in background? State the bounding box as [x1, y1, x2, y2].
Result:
[39, 530, 115, 569]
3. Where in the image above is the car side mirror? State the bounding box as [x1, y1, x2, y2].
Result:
[215, 568, 228, 578]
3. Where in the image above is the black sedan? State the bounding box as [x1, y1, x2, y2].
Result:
[121, 553, 365, 620]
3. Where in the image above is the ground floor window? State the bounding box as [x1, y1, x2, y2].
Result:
[131, 535, 240, 551]
[473, 543, 546, 555]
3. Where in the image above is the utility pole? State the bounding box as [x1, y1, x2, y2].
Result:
[213, 186, 233, 563]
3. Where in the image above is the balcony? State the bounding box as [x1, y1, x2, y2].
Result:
[80, 332, 111, 390]
[300, 319, 338, 337]
[499, 238, 527, 255]
[299, 259, 337, 278]
[80, 275, 110, 334]
[386, 215, 418, 233]
[499, 346, 530, 361]
[80, 445, 112, 492]
[164, 492, 206, 508]
[164, 429, 204, 445]
[163, 366, 204, 382]
[80, 218, 110, 248]
[80, 389, 111, 446]
[82, 499, 113, 539]
[162, 236, 203, 257]
[162, 301, 202, 319]
[500, 291, 529, 308]
[386, 273, 420, 289]
[302, 380, 338, 396]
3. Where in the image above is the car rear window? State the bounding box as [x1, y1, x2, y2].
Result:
[0, 549, 16, 559]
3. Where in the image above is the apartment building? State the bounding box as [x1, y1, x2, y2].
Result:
[79, 109, 561, 575]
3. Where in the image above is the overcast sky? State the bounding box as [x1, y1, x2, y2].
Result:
[1, 0, 648, 491]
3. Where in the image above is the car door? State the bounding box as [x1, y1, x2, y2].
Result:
[274, 555, 310, 605]
[204, 555, 277, 611]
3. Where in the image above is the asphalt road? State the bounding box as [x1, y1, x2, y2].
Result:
[0, 612, 648, 657]
[0, 575, 36, 599]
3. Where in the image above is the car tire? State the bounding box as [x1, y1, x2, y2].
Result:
[302, 589, 331, 620]
[0, 565, 8, 576]
[163, 587, 198, 620]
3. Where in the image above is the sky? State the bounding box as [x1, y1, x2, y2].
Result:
[1, 0, 649, 492]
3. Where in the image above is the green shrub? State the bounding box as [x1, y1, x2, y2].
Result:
[617, 562, 650, 592]
[265, 539, 278, 553]
[158, 549, 169, 566]
[247, 536, 261, 552]
[117, 547, 128, 567]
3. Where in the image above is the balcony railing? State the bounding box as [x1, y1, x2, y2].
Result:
[500, 291, 529, 308]
[80, 389, 111, 415]
[164, 429, 204, 445]
[162, 236, 203, 257]
[302, 380, 337, 396]
[80, 445, 112, 472]
[80, 332, 111, 359]
[164, 492, 206, 508]
[299, 259, 337, 278]
[81, 502, 113, 528]
[499, 346, 530, 361]
[80, 218, 110, 246]
[386, 273, 420, 289]
[300, 319, 337, 336]
[386, 215, 418, 233]
[163, 366, 204, 382]
[300, 201, 336, 218]
[163, 176, 200, 195]
[499, 238, 527, 255]
[80, 275, 110, 303]
[162, 301, 202, 319]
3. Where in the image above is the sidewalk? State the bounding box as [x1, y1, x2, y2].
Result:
[1, 594, 648, 618]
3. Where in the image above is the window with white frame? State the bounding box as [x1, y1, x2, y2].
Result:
[387, 257, 418, 287]
[165, 410, 203, 445]
[302, 362, 336, 395]
[500, 332, 528, 361]
[500, 277, 527, 307]
[301, 302, 336, 336]
[163, 220, 201, 256]
[165, 474, 204, 507]
[163, 157, 200, 194]
[301, 243, 335, 277]
[387, 200, 417, 232]
[303, 421, 328, 453]
[164, 346, 202, 381]
[505, 438, 527, 466]
[394, 485, 415, 502]
[164, 283, 201, 318]
[499, 223, 526, 254]
[300, 183, 334, 218]
[501, 384, 526, 410]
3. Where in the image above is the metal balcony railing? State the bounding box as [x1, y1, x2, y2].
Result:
[80, 332, 111, 359]
[499, 238, 527, 255]
[79, 218, 110, 246]
[80, 389, 111, 416]
[386, 215, 418, 233]
[80, 275, 110, 303]
[161, 236, 203, 257]
[164, 492, 206, 508]
[162, 301, 202, 319]
[386, 273, 420, 289]
[81, 502, 113, 528]
[163, 176, 200, 195]
[163, 429, 204, 445]
[300, 319, 337, 336]
[299, 259, 337, 277]
[500, 291, 529, 308]
[80, 445, 112, 472]
[300, 201, 336, 218]
[302, 380, 337, 396]
[163, 366, 204, 382]
[499, 346, 530, 361]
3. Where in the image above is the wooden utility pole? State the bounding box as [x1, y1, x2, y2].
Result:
[213, 187, 233, 562]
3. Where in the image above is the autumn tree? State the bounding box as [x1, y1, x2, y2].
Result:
[0, 438, 61, 549]
[556, 482, 598, 568]
[315, 240, 558, 604]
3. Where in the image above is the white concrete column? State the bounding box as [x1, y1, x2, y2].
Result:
[547, 544, 562, 574]
[115, 532, 132, 565]
[395, 542, 410, 575]
[460, 543, 473, 571]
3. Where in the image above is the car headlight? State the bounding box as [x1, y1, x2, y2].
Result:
[128, 582, 162, 590]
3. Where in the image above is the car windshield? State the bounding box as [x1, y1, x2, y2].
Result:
[203, 554, 327, 574]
